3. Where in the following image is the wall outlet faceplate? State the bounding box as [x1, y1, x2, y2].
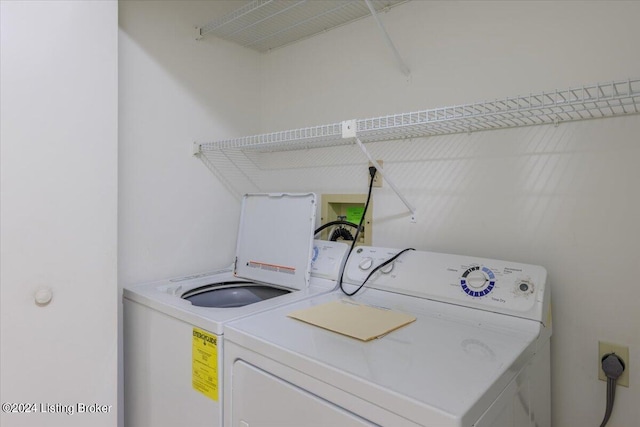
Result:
[598, 341, 629, 387]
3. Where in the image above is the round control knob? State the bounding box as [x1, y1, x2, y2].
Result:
[517, 280, 534, 294]
[34, 287, 53, 306]
[358, 257, 374, 270]
[460, 266, 496, 297]
[466, 270, 487, 288]
[380, 262, 394, 274]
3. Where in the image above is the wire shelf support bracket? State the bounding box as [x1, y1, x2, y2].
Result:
[364, 0, 410, 77]
[342, 119, 417, 222]
[192, 141, 202, 156]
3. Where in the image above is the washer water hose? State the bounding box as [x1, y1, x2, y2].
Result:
[314, 220, 360, 236]
[599, 353, 625, 427]
[329, 227, 354, 242]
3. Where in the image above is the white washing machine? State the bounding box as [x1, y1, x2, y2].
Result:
[123, 193, 349, 427]
[223, 246, 552, 427]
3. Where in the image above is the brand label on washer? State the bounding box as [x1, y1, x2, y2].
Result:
[192, 327, 218, 401]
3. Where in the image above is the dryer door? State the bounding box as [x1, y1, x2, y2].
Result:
[230, 361, 372, 426]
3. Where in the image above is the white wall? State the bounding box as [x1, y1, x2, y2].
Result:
[0, 1, 118, 426]
[254, 1, 640, 426]
[117, 1, 639, 426]
[119, 1, 259, 287]
[118, 2, 259, 425]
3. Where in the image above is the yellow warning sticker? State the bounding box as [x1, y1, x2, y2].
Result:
[192, 327, 218, 401]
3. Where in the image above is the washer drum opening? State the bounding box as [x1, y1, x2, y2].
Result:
[182, 282, 291, 308]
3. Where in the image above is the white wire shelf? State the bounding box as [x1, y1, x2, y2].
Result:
[198, 0, 407, 52]
[356, 78, 640, 142]
[198, 78, 640, 153]
[195, 77, 640, 216]
[199, 122, 344, 153]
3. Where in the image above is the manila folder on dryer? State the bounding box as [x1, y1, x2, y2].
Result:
[288, 299, 416, 341]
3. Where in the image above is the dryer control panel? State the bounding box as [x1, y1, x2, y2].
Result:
[343, 246, 548, 324]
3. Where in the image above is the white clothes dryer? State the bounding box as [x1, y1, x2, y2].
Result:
[223, 246, 552, 427]
[123, 193, 348, 427]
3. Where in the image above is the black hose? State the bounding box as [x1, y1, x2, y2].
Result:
[329, 227, 354, 242]
[314, 220, 360, 235]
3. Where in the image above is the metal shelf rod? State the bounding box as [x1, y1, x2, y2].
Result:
[364, 0, 410, 76]
[354, 136, 416, 222]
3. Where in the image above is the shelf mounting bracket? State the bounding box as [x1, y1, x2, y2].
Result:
[342, 120, 416, 222]
[192, 141, 202, 156]
[364, 0, 410, 77]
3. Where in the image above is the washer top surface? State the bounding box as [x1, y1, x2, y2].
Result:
[123, 240, 349, 335]
[224, 247, 551, 425]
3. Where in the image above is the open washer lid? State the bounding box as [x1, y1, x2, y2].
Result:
[234, 193, 317, 291]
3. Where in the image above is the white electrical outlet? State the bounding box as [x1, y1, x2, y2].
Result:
[598, 341, 629, 387]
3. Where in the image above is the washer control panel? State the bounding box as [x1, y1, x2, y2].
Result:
[343, 246, 548, 322]
[309, 240, 349, 280]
